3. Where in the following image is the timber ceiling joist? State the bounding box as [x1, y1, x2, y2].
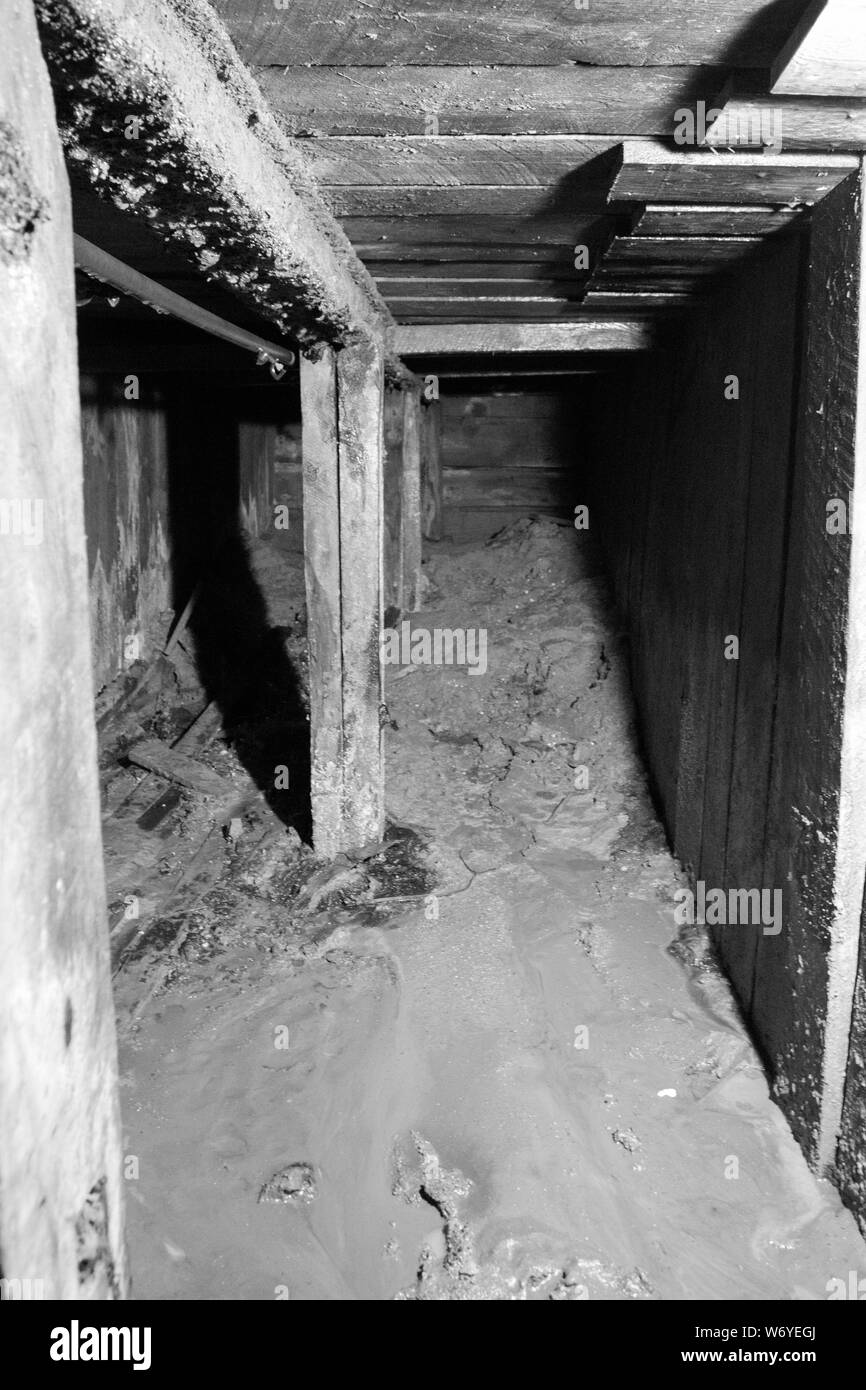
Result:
[45, 0, 866, 356]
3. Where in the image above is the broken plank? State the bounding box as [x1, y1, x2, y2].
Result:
[609, 140, 858, 206]
[126, 739, 232, 799]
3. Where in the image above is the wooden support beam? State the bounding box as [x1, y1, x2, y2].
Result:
[771, 0, 866, 98]
[329, 188, 609, 218]
[632, 204, 805, 236]
[401, 388, 423, 611]
[306, 136, 624, 187]
[705, 76, 866, 151]
[0, 0, 127, 1297]
[606, 235, 763, 265]
[301, 343, 385, 857]
[396, 322, 653, 354]
[257, 65, 729, 137]
[609, 140, 857, 206]
[420, 400, 443, 543]
[383, 387, 405, 611]
[35, 0, 392, 351]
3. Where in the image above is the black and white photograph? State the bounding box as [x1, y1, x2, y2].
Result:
[2, 0, 866, 1352]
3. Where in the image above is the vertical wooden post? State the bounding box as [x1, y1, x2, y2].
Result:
[383, 386, 404, 612]
[0, 1, 127, 1297]
[421, 397, 443, 542]
[301, 339, 385, 856]
[401, 384, 423, 611]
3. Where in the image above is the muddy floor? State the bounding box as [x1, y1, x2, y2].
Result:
[112, 518, 864, 1300]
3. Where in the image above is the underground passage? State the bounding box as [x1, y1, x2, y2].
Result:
[2, 0, 866, 1325]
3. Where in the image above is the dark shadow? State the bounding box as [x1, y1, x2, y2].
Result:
[165, 369, 311, 841]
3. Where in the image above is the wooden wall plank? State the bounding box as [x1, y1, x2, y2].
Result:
[754, 166, 866, 1169]
[633, 204, 805, 236]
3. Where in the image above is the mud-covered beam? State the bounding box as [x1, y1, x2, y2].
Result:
[34, 0, 393, 352]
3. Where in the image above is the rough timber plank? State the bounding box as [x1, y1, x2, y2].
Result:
[301, 342, 386, 855]
[706, 77, 866, 151]
[609, 140, 858, 206]
[606, 235, 763, 265]
[401, 387, 423, 611]
[329, 188, 610, 218]
[0, 0, 127, 1298]
[383, 388, 405, 610]
[260, 66, 728, 137]
[301, 350, 344, 855]
[420, 399, 443, 542]
[211, 0, 815, 68]
[754, 166, 866, 1172]
[343, 214, 609, 251]
[771, 0, 866, 98]
[34, 0, 391, 351]
[306, 136, 624, 186]
[396, 323, 653, 353]
[632, 204, 805, 236]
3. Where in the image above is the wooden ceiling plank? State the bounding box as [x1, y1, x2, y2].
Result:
[704, 76, 866, 150]
[609, 139, 857, 205]
[396, 322, 654, 353]
[210, 0, 815, 69]
[771, 0, 866, 98]
[306, 136, 621, 187]
[258, 66, 727, 137]
[376, 279, 584, 298]
[342, 214, 611, 249]
[330, 188, 610, 217]
[632, 203, 805, 235]
[606, 234, 763, 264]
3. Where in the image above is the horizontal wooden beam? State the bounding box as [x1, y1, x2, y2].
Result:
[609, 139, 857, 205]
[606, 234, 763, 265]
[771, 0, 866, 98]
[35, 0, 391, 351]
[306, 136, 620, 187]
[705, 77, 866, 151]
[343, 214, 610, 251]
[396, 322, 653, 353]
[583, 289, 695, 308]
[260, 66, 728, 137]
[372, 261, 579, 281]
[330, 187, 610, 218]
[211, 0, 814, 68]
[377, 279, 583, 299]
[632, 203, 805, 236]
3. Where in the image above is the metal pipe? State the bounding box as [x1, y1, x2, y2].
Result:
[73, 235, 296, 370]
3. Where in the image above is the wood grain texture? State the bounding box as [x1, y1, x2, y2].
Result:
[396, 322, 654, 353]
[632, 204, 805, 236]
[610, 140, 857, 205]
[260, 66, 728, 137]
[754, 166, 866, 1170]
[211, 0, 812, 68]
[706, 77, 866, 151]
